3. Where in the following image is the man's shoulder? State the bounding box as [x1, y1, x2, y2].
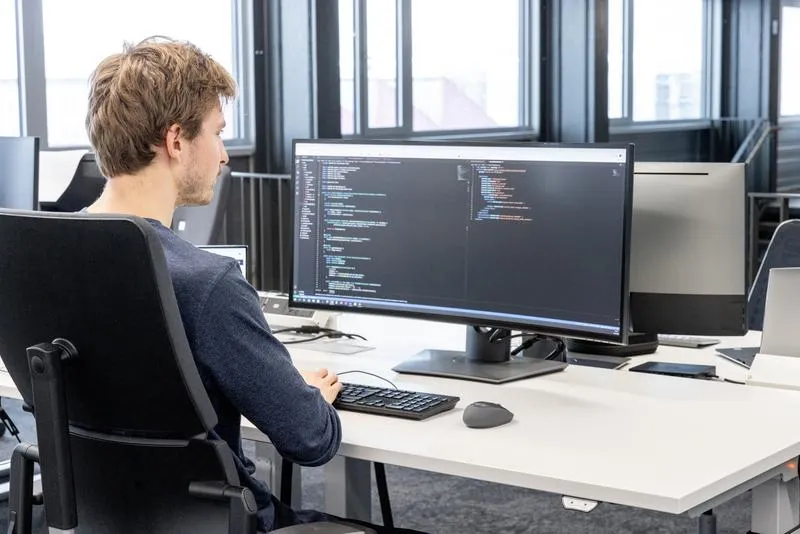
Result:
[148, 220, 240, 294]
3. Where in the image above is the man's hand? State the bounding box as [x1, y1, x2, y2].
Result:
[300, 368, 342, 404]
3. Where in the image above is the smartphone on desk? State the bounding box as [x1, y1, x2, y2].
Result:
[628, 361, 716, 379]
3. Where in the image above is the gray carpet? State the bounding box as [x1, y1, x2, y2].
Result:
[295, 463, 751, 534]
[0, 398, 752, 533]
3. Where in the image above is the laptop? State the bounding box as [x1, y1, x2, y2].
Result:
[717, 268, 800, 368]
[197, 245, 248, 280]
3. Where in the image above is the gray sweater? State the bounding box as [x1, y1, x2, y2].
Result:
[149, 218, 342, 531]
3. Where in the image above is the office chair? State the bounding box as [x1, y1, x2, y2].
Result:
[172, 165, 232, 245]
[46, 153, 106, 212]
[748, 219, 800, 330]
[0, 209, 365, 534]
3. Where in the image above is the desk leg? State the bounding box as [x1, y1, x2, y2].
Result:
[698, 510, 716, 534]
[253, 442, 302, 506]
[324, 456, 372, 522]
[750, 476, 800, 534]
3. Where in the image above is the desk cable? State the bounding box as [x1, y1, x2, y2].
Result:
[337, 371, 398, 390]
[510, 334, 566, 359]
[709, 375, 746, 385]
[273, 325, 367, 345]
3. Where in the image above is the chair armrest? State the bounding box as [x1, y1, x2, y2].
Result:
[271, 522, 374, 534]
[188, 481, 258, 534]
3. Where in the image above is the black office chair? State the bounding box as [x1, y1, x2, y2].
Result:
[0, 210, 364, 534]
[748, 219, 800, 330]
[44, 153, 107, 213]
[172, 165, 232, 245]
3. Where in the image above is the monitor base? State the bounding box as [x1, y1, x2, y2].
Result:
[392, 349, 567, 384]
[565, 332, 659, 356]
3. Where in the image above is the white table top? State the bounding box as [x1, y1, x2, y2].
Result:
[246, 317, 788, 516]
[0, 314, 790, 516]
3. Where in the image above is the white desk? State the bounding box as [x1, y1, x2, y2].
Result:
[248, 319, 797, 534]
[0, 319, 793, 534]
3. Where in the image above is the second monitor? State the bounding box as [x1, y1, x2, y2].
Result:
[568, 161, 747, 355]
[290, 140, 635, 383]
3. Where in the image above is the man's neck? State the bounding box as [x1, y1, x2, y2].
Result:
[86, 167, 177, 227]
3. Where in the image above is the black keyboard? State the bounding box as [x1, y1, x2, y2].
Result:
[334, 383, 460, 421]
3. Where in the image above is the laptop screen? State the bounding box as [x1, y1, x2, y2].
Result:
[198, 245, 248, 280]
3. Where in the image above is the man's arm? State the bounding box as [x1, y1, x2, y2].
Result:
[192, 265, 342, 467]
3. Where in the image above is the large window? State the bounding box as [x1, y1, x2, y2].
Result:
[781, 4, 800, 117]
[37, 0, 249, 148]
[0, 0, 20, 136]
[609, 0, 708, 123]
[340, 0, 531, 137]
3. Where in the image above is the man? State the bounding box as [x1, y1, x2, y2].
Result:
[84, 37, 423, 534]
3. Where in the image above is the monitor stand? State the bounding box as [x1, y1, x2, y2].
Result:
[565, 332, 659, 356]
[391, 326, 568, 384]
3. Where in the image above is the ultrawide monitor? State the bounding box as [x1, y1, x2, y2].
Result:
[289, 140, 635, 383]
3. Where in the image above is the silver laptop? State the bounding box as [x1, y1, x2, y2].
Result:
[197, 245, 248, 280]
[718, 267, 800, 368]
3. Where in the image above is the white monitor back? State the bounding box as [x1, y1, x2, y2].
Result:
[631, 162, 745, 297]
[628, 162, 747, 335]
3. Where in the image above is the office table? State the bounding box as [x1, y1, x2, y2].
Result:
[0, 317, 795, 534]
[245, 317, 797, 534]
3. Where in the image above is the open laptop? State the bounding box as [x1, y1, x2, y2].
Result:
[717, 267, 800, 368]
[197, 245, 248, 280]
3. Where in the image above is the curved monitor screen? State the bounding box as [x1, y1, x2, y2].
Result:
[290, 140, 634, 343]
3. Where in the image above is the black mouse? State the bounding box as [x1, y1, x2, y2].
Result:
[462, 401, 514, 429]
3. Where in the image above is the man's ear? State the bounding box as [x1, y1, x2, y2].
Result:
[164, 124, 184, 161]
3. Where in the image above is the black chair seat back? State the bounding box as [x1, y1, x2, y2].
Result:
[0, 210, 216, 438]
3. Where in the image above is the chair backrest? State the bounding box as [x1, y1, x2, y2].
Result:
[748, 219, 800, 331]
[172, 166, 232, 245]
[0, 209, 216, 437]
[0, 209, 254, 533]
[52, 152, 106, 212]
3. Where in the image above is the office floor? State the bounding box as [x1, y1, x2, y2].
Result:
[0, 398, 751, 534]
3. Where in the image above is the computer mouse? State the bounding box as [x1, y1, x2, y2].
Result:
[462, 401, 514, 429]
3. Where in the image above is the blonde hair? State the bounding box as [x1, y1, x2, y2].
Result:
[86, 37, 237, 177]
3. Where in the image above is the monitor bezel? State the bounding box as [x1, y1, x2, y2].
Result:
[288, 138, 634, 345]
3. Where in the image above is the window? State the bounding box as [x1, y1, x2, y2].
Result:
[340, 0, 530, 137]
[339, 0, 356, 135]
[411, 0, 521, 131]
[607, 0, 625, 120]
[41, 0, 246, 147]
[780, 5, 800, 116]
[367, 0, 399, 129]
[609, 0, 707, 123]
[0, 0, 20, 136]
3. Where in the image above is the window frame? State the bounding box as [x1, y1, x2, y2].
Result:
[779, 0, 800, 118]
[0, 0, 22, 136]
[610, 0, 717, 131]
[344, 0, 538, 139]
[15, 0, 254, 154]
